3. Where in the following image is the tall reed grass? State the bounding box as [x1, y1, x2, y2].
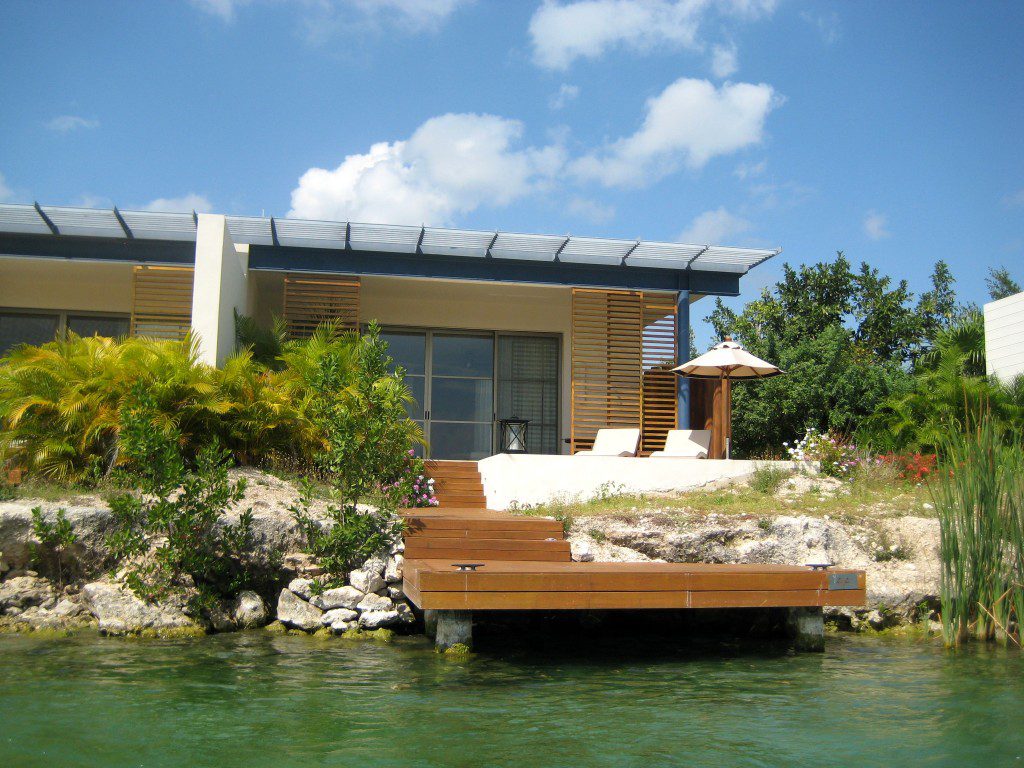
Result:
[931, 419, 1024, 646]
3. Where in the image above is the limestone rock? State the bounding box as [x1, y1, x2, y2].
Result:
[0, 575, 56, 611]
[321, 608, 358, 626]
[384, 555, 404, 583]
[204, 601, 237, 633]
[356, 592, 394, 612]
[287, 578, 315, 601]
[276, 588, 323, 631]
[386, 585, 404, 600]
[282, 552, 324, 578]
[359, 609, 399, 629]
[394, 602, 416, 625]
[349, 568, 385, 595]
[309, 586, 363, 611]
[82, 581, 201, 635]
[331, 619, 360, 633]
[362, 555, 387, 577]
[572, 540, 595, 562]
[233, 590, 269, 628]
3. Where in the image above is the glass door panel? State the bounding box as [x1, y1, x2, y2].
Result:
[429, 333, 494, 459]
[381, 331, 427, 455]
[497, 335, 560, 454]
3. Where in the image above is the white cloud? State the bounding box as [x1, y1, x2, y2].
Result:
[191, 0, 467, 27]
[863, 210, 890, 240]
[733, 158, 766, 180]
[140, 194, 214, 213]
[549, 83, 581, 110]
[1003, 188, 1024, 208]
[0, 172, 13, 202]
[45, 115, 100, 133]
[288, 113, 565, 225]
[801, 10, 840, 44]
[571, 77, 778, 186]
[529, 0, 775, 70]
[679, 206, 751, 244]
[567, 196, 615, 224]
[710, 42, 738, 78]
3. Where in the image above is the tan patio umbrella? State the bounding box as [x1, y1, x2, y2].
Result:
[671, 338, 783, 459]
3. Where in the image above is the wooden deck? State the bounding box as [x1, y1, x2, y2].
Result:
[400, 508, 866, 612]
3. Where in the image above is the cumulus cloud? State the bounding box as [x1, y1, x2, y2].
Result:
[45, 115, 100, 133]
[549, 83, 581, 110]
[0, 172, 13, 202]
[710, 42, 738, 78]
[679, 206, 751, 244]
[567, 196, 615, 224]
[529, 0, 776, 70]
[140, 194, 214, 213]
[863, 210, 890, 240]
[288, 113, 565, 225]
[191, 0, 467, 27]
[571, 77, 778, 186]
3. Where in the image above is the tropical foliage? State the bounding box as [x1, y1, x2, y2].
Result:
[0, 321, 424, 484]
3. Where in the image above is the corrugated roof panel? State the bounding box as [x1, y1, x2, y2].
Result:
[0, 203, 51, 235]
[626, 242, 705, 270]
[349, 222, 421, 254]
[691, 246, 777, 273]
[227, 216, 273, 246]
[420, 226, 494, 258]
[559, 236, 635, 265]
[41, 206, 123, 238]
[119, 210, 197, 241]
[274, 218, 347, 249]
[490, 231, 566, 262]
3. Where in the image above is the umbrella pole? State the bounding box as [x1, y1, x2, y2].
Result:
[723, 372, 731, 460]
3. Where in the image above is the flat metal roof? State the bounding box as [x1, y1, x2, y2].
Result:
[0, 202, 780, 275]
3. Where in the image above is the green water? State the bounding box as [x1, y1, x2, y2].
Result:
[1, 631, 1021, 768]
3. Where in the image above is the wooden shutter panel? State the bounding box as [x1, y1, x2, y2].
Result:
[640, 292, 678, 453]
[570, 288, 678, 454]
[130, 265, 194, 340]
[283, 274, 360, 338]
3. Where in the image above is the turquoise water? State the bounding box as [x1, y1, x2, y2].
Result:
[1, 631, 1021, 768]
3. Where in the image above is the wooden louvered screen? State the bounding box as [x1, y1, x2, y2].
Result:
[571, 289, 678, 453]
[640, 292, 678, 453]
[283, 274, 360, 338]
[130, 265, 194, 340]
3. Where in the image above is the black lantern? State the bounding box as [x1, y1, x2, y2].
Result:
[498, 417, 530, 454]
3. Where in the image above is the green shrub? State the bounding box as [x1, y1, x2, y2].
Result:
[29, 506, 78, 587]
[288, 323, 419, 585]
[106, 385, 272, 614]
[749, 464, 790, 494]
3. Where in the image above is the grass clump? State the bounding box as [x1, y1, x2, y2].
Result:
[932, 418, 1024, 647]
[749, 463, 791, 495]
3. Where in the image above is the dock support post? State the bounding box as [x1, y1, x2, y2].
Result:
[424, 609, 438, 639]
[434, 610, 473, 651]
[785, 606, 824, 652]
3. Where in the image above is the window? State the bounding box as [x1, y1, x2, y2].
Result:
[0, 310, 130, 355]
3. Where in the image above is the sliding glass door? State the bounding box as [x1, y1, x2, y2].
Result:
[381, 328, 557, 460]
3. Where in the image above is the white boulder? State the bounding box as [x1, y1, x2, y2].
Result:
[310, 586, 364, 611]
[349, 568, 385, 595]
[287, 578, 315, 601]
[276, 588, 323, 631]
[356, 592, 394, 612]
[233, 590, 270, 628]
[320, 608, 358, 626]
[359, 610, 399, 629]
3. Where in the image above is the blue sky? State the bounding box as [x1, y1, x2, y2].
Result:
[1, 0, 1022, 347]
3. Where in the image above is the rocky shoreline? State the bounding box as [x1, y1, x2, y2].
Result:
[1, 469, 942, 639]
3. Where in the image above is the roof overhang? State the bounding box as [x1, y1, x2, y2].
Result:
[0, 203, 780, 296]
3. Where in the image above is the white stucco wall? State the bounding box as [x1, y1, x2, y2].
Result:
[984, 291, 1024, 383]
[191, 215, 249, 366]
[0, 257, 133, 313]
[478, 454, 798, 510]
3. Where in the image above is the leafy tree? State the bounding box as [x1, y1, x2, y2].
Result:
[286, 322, 420, 585]
[29, 506, 78, 587]
[986, 266, 1022, 301]
[106, 385, 268, 614]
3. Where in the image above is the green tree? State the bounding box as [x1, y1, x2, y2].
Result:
[985, 266, 1022, 301]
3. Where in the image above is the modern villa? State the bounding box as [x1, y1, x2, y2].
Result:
[0, 202, 778, 468]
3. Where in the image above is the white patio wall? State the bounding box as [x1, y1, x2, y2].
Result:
[478, 453, 797, 510]
[191, 214, 249, 366]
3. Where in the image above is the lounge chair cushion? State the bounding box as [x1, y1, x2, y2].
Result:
[649, 429, 711, 459]
[573, 428, 641, 457]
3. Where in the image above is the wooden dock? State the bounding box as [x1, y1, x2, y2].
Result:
[400, 508, 866, 651]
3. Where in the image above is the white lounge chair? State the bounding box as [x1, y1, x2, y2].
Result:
[649, 429, 711, 459]
[573, 428, 641, 457]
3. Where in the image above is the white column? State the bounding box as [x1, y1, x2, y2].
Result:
[191, 214, 249, 367]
